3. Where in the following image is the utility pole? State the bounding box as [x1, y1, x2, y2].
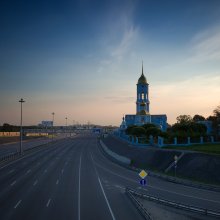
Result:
[52, 112, 55, 141]
[65, 117, 68, 138]
[19, 98, 25, 155]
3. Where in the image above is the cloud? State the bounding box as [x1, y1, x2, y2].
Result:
[188, 27, 220, 62]
[110, 25, 139, 61]
[96, 1, 139, 74]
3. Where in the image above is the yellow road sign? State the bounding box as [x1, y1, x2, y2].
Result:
[139, 170, 148, 179]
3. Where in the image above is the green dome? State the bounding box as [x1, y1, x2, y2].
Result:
[138, 73, 147, 84]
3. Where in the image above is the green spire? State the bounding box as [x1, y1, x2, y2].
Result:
[142, 61, 143, 75]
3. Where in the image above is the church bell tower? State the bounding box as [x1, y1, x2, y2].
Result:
[136, 63, 150, 115]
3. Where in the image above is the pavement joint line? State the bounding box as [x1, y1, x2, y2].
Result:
[46, 198, 51, 207]
[14, 200, 22, 209]
[11, 180, 16, 186]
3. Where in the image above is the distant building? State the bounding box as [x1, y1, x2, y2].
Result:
[39, 121, 53, 127]
[121, 64, 167, 131]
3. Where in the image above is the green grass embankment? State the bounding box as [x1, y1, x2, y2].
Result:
[163, 143, 220, 155]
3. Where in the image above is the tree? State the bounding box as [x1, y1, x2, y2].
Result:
[213, 105, 220, 118]
[176, 115, 193, 124]
[142, 123, 157, 130]
[125, 125, 137, 135]
[145, 127, 161, 137]
[193, 114, 205, 122]
[130, 127, 146, 136]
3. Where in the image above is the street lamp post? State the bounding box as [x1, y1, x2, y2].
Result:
[52, 112, 55, 141]
[65, 117, 68, 138]
[19, 98, 25, 155]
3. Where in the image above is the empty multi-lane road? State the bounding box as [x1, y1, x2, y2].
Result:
[0, 133, 220, 220]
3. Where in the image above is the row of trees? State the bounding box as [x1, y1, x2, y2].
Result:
[125, 105, 220, 139]
[0, 123, 39, 132]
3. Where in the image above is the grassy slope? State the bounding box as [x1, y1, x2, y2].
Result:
[163, 144, 220, 155]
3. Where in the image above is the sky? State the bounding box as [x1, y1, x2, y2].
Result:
[0, 0, 220, 126]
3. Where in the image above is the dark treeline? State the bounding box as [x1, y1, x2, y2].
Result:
[0, 123, 39, 132]
[126, 105, 220, 138]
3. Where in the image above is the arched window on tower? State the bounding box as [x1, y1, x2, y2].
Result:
[141, 93, 144, 100]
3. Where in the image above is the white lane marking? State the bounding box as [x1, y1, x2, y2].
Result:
[98, 177, 116, 220]
[93, 154, 220, 205]
[91, 153, 116, 220]
[147, 184, 220, 204]
[33, 180, 38, 186]
[94, 160, 136, 183]
[78, 155, 82, 220]
[46, 198, 51, 207]
[115, 185, 125, 190]
[14, 200, 22, 209]
[11, 181, 16, 186]
[26, 169, 31, 174]
[56, 180, 59, 185]
[61, 169, 64, 174]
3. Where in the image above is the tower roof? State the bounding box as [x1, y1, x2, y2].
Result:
[137, 62, 148, 84]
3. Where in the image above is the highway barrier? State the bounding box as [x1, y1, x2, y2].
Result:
[126, 188, 153, 220]
[100, 140, 131, 165]
[126, 187, 220, 218]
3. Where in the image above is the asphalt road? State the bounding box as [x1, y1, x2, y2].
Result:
[0, 134, 67, 158]
[0, 133, 219, 220]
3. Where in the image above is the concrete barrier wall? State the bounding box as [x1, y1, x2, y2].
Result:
[100, 140, 131, 165]
[0, 132, 20, 136]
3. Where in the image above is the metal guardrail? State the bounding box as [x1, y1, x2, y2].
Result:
[0, 140, 55, 165]
[125, 188, 153, 220]
[126, 187, 220, 218]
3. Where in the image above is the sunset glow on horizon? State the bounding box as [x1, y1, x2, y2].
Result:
[1, 0, 220, 126]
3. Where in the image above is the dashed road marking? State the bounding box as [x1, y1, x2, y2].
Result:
[78, 155, 82, 220]
[14, 200, 22, 209]
[56, 180, 59, 185]
[44, 169, 47, 173]
[11, 181, 16, 186]
[33, 180, 38, 186]
[61, 169, 64, 174]
[46, 198, 51, 207]
[26, 169, 31, 174]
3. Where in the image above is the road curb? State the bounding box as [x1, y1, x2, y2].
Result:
[100, 138, 220, 192]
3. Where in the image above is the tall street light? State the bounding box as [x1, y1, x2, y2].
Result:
[65, 117, 68, 137]
[19, 98, 25, 155]
[52, 112, 55, 141]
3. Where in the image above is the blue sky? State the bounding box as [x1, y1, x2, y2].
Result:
[1, 0, 220, 126]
